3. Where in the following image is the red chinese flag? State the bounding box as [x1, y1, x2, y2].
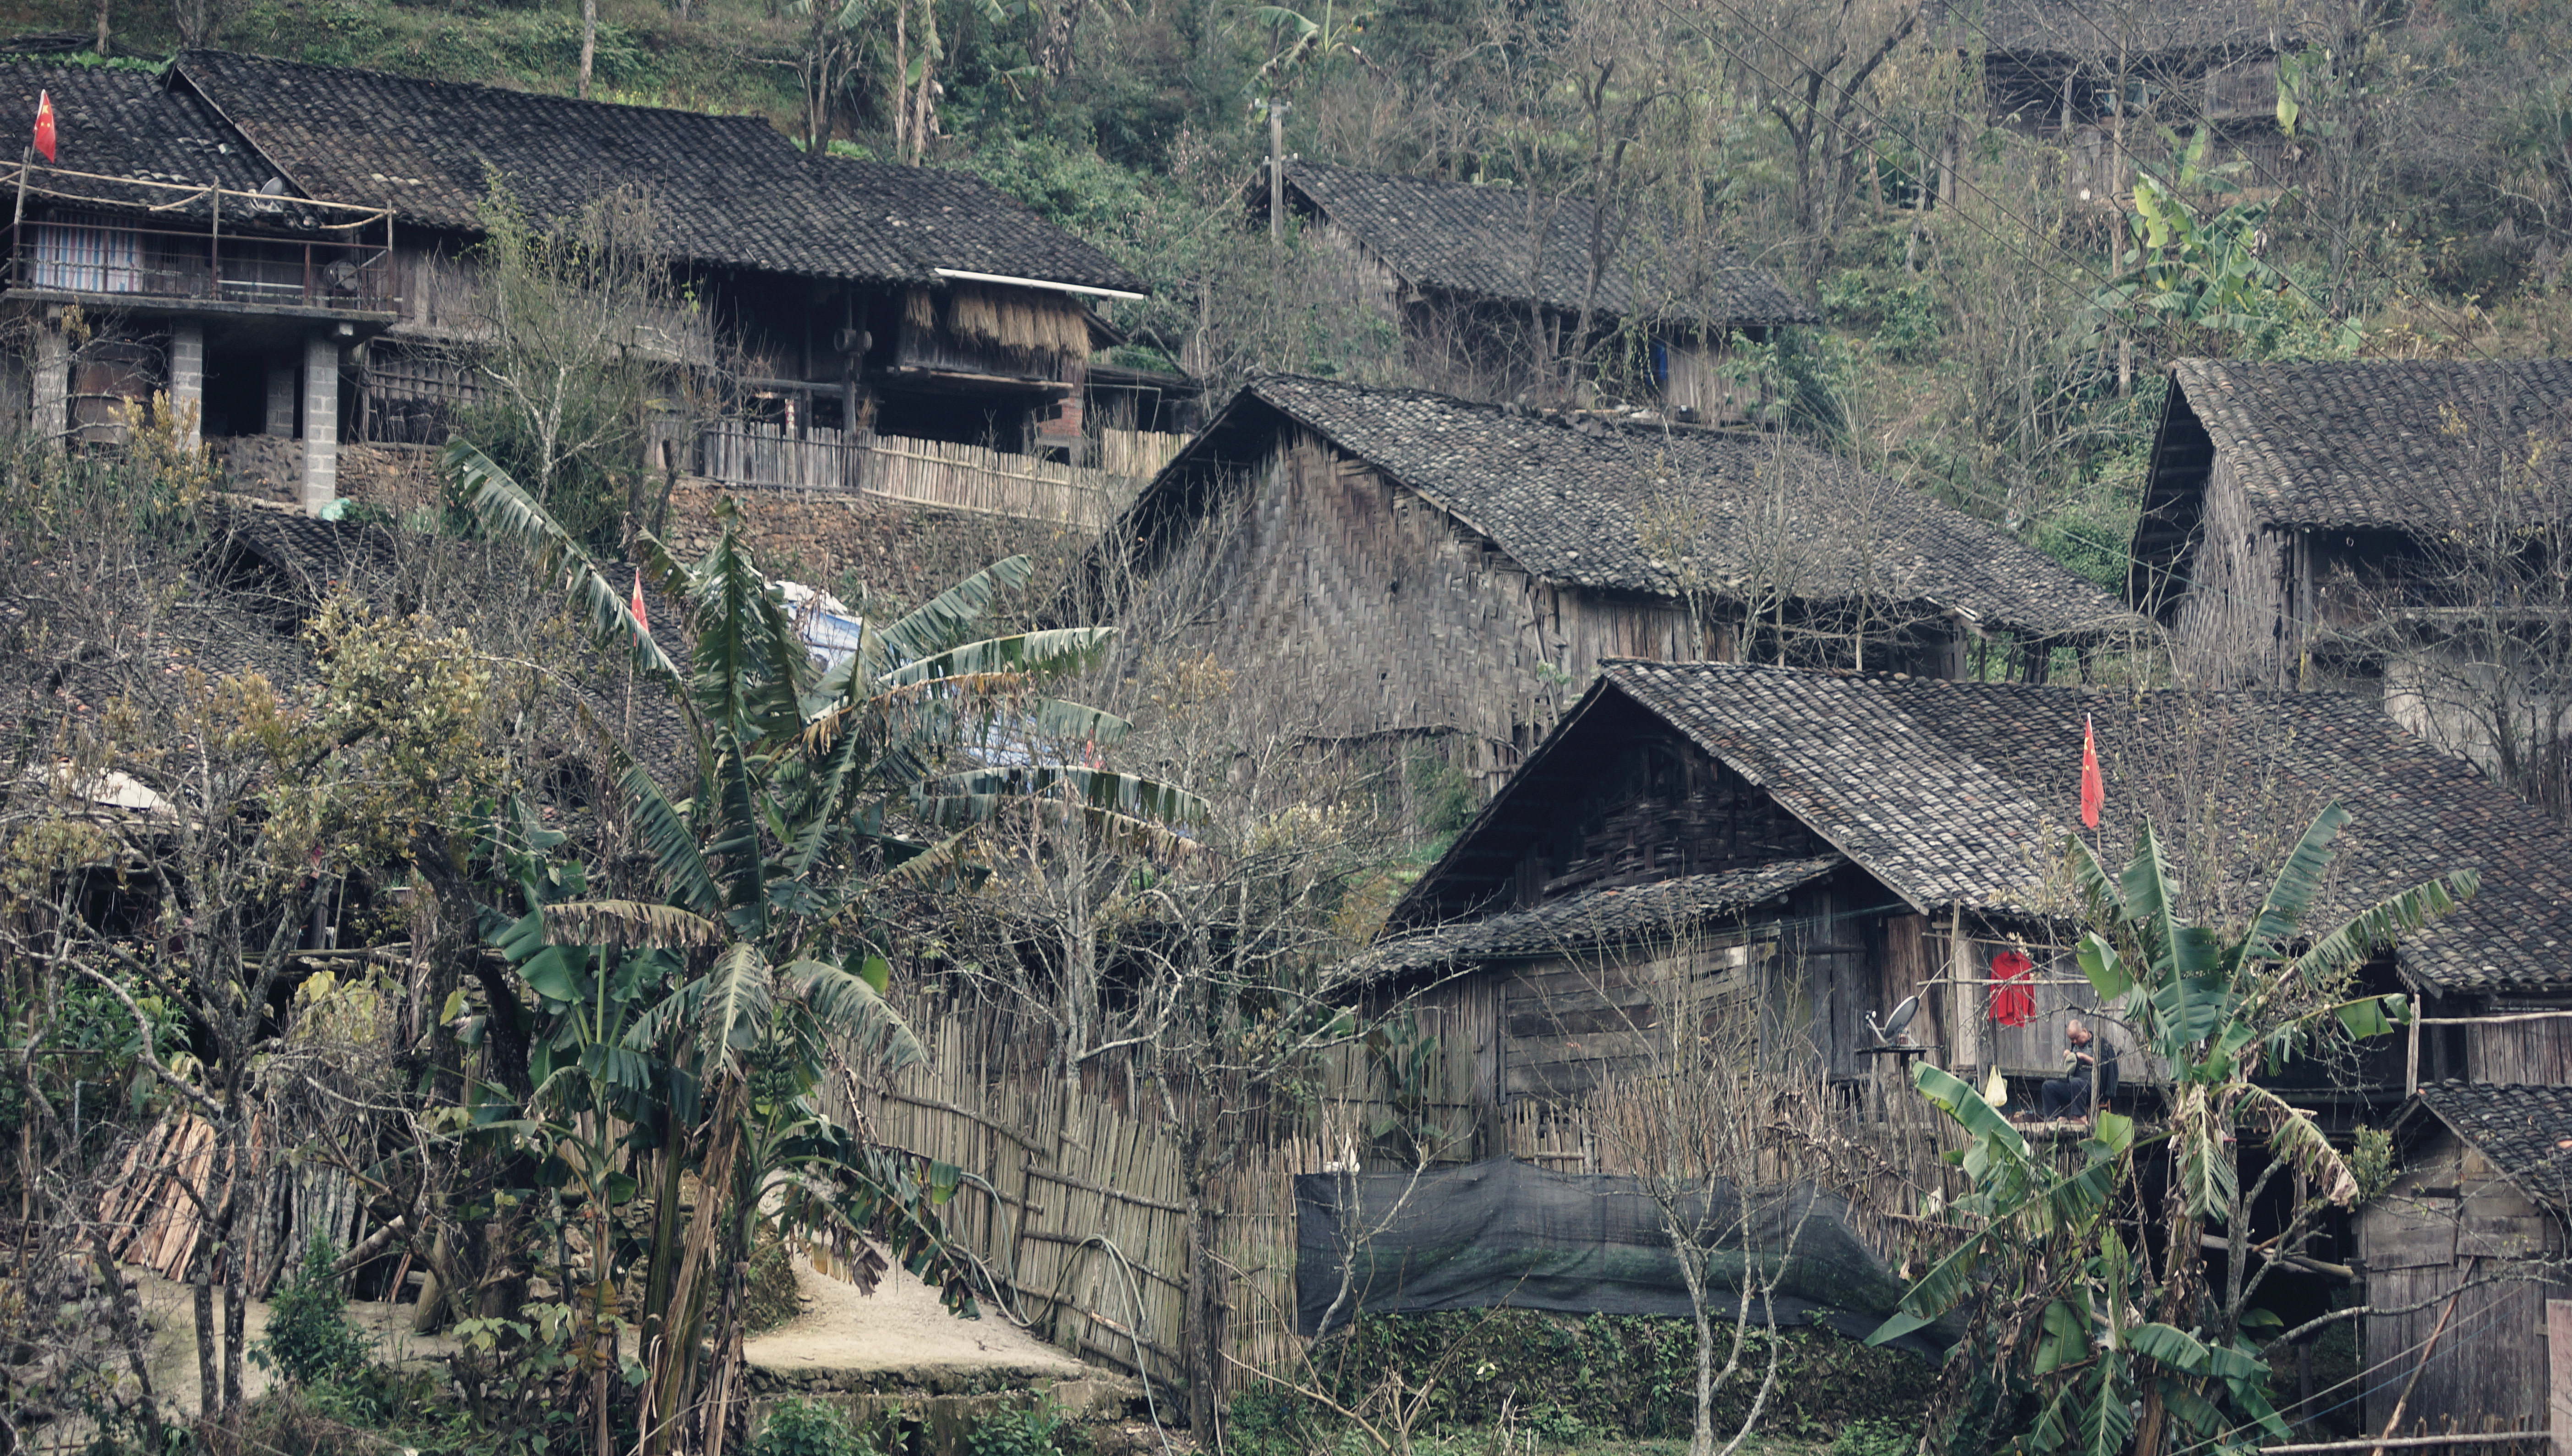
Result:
[1991, 950, 2036, 1029]
[2079, 714, 2104, 829]
[33, 90, 55, 163]
[630, 567, 650, 633]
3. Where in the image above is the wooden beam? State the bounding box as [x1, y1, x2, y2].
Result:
[1022, 1161, 1190, 1216]
[2550, 1298, 2572, 1456]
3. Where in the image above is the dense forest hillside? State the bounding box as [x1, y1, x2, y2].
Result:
[10, 0, 2572, 586]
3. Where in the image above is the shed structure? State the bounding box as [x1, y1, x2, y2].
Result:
[2353, 1082, 2572, 1441]
[1354, 661, 2572, 1156]
[2129, 358, 2572, 804]
[1254, 161, 1816, 415]
[1936, 0, 2328, 206]
[1111, 375, 2138, 789]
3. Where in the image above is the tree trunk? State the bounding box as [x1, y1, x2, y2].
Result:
[891, 0, 909, 163]
[1269, 97, 1286, 243]
[93, 0, 109, 57]
[578, 0, 596, 100]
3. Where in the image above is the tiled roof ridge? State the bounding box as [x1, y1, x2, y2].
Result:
[1291, 157, 1578, 207]
[2167, 355, 2572, 531]
[1352, 854, 1849, 983]
[177, 47, 773, 126]
[2413, 1079, 2572, 1210]
[1248, 370, 1768, 443]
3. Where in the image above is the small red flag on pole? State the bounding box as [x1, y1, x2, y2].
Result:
[2079, 714, 2104, 829]
[33, 91, 55, 163]
[630, 567, 650, 633]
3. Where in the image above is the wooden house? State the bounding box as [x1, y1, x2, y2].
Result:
[0, 52, 1181, 513]
[1109, 374, 2139, 788]
[2353, 1082, 2572, 1440]
[1353, 660, 2572, 1154]
[2129, 358, 2572, 802]
[1937, 0, 2327, 205]
[1253, 161, 1817, 415]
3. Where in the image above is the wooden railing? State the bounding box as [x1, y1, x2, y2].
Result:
[672, 423, 1184, 528]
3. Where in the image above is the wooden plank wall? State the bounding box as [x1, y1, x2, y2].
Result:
[2356, 1127, 2572, 1438]
[2467, 1017, 2572, 1085]
[1498, 936, 1774, 1101]
[1503, 726, 1833, 907]
[2170, 453, 2298, 688]
[1169, 437, 1715, 787]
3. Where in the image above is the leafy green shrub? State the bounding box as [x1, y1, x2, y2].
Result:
[250, 1234, 372, 1386]
[752, 1398, 865, 1456]
[1325, 1310, 1936, 1441]
[966, 1400, 1063, 1456]
[1830, 1416, 1922, 1456]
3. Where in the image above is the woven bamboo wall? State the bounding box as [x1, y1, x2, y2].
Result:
[673, 427, 1154, 527]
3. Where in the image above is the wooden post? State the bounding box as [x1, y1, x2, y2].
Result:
[1949, 907, 1980, 1076]
[1268, 98, 1286, 242]
[2549, 1299, 2572, 1456]
[2408, 1010, 2421, 1096]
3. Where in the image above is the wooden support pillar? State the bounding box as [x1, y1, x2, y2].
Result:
[2549, 1299, 2572, 1456]
[31, 315, 66, 451]
[1949, 906, 1980, 1077]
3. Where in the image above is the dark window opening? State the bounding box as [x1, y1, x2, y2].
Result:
[201, 348, 272, 439]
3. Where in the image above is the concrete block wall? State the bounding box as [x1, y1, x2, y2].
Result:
[301, 334, 339, 513]
[169, 323, 204, 449]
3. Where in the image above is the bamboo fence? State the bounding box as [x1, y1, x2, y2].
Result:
[854, 434, 1134, 526]
[668, 424, 1168, 528]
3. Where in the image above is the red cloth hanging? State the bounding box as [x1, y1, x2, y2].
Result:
[2080, 715, 2104, 829]
[33, 90, 55, 164]
[1991, 949, 2036, 1028]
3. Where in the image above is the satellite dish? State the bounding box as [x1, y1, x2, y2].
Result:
[1866, 995, 1921, 1045]
[1882, 995, 1919, 1038]
[258, 176, 285, 196]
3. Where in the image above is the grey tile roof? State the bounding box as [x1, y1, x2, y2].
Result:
[165, 50, 1140, 291]
[1938, 0, 2322, 57]
[1282, 160, 1816, 328]
[1408, 662, 2572, 995]
[1350, 856, 1845, 984]
[1149, 374, 2139, 641]
[0, 61, 274, 217]
[2169, 357, 2572, 532]
[812, 154, 1141, 293]
[2415, 1081, 2572, 1211]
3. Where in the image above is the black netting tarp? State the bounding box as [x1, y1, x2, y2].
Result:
[1295, 1157, 1949, 1355]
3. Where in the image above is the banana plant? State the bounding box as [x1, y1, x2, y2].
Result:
[444, 440, 1205, 1456]
[1873, 805, 2471, 1456]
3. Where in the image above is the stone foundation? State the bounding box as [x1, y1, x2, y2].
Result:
[661, 481, 1090, 607]
[210, 436, 304, 505]
[740, 1371, 1148, 1456]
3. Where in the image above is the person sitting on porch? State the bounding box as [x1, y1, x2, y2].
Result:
[2037, 1020, 2117, 1121]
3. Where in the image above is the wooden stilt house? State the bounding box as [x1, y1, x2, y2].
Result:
[1354, 661, 2572, 1147]
[1109, 376, 2140, 792]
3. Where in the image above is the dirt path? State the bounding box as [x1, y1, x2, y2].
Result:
[132, 1271, 461, 1416]
[743, 1252, 1088, 1382]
